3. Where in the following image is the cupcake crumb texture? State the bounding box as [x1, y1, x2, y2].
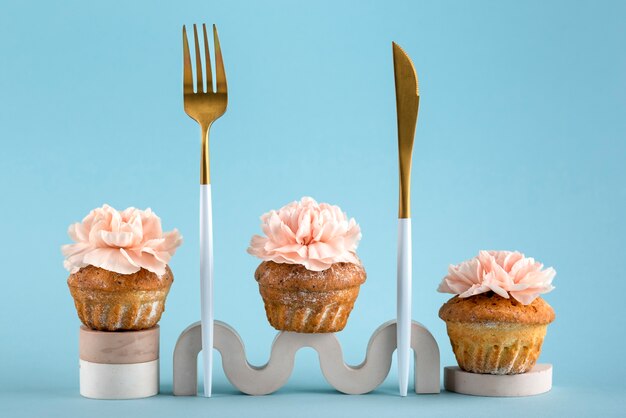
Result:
[439, 293, 555, 325]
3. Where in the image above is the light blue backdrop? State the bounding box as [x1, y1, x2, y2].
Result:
[0, 1, 624, 417]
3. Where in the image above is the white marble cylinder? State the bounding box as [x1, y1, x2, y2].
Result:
[79, 325, 160, 399]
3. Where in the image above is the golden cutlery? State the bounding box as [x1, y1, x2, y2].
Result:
[392, 41, 419, 397]
[182, 23, 228, 398]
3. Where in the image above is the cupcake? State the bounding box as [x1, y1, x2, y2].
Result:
[437, 250, 555, 375]
[248, 197, 366, 333]
[62, 205, 182, 331]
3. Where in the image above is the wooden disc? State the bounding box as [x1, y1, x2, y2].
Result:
[79, 325, 159, 364]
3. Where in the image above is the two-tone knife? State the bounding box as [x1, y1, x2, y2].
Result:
[392, 42, 419, 397]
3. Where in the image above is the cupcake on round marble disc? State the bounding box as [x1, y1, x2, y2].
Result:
[62, 204, 182, 331]
[248, 197, 366, 333]
[437, 250, 556, 375]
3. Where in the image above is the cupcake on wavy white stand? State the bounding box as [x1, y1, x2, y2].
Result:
[438, 250, 555, 375]
[63, 204, 183, 331]
[248, 197, 366, 333]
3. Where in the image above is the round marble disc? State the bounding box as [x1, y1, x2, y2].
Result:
[444, 364, 552, 397]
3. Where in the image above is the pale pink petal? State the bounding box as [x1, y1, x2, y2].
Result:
[295, 209, 312, 245]
[312, 222, 326, 242]
[83, 248, 140, 274]
[489, 262, 515, 289]
[459, 284, 492, 298]
[337, 251, 360, 265]
[141, 209, 163, 241]
[437, 278, 455, 293]
[61, 242, 91, 258]
[68, 223, 88, 243]
[271, 244, 306, 255]
[247, 235, 268, 257]
[121, 249, 166, 276]
[109, 210, 123, 233]
[101, 231, 135, 248]
[308, 241, 339, 260]
[477, 250, 496, 272]
[139, 246, 169, 264]
[483, 272, 510, 299]
[502, 251, 524, 272]
[445, 277, 473, 294]
[303, 258, 332, 271]
[62, 242, 92, 273]
[509, 290, 539, 305]
[446, 258, 482, 287]
[280, 222, 297, 242]
[267, 214, 292, 246]
[510, 257, 542, 282]
[87, 220, 108, 247]
[126, 214, 144, 245]
[142, 237, 165, 250]
[158, 229, 183, 253]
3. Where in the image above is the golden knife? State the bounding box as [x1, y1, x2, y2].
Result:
[392, 41, 419, 397]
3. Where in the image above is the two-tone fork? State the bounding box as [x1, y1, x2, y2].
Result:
[182, 23, 228, 398]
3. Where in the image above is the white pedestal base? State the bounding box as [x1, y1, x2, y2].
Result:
[444, 364, 552, 397]
[79, 359, 159, 399]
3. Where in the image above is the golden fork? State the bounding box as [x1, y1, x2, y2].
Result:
[182, 23, 228, 398]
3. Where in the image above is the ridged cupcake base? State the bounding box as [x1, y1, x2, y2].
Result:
[69, 287, 169, 331]
[259, 285, 361, 333]
[445, 321, 548, 375]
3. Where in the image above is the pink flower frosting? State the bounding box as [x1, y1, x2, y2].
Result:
[437, 250, 555, 305]
[62, 204, 183, 276]
[247, 197, 362, 271]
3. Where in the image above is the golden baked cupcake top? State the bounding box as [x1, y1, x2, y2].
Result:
[255, 260, 366, 291]
[439, 293, 555, 325]
[68, 264, 174, 292]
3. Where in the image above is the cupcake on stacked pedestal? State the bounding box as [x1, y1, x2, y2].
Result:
[438, 250, 555, 375]
[63, 204, 182, 331]
[248, 197, 366, 333]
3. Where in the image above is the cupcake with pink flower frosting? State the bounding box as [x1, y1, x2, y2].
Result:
[438, 250, 556, 374]
[63, 204, 182, 331]
[248, 197, 366, 333]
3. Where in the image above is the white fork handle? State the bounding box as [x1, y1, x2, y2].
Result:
[397, 218, 412, 397]
[200, 184, 214, 397]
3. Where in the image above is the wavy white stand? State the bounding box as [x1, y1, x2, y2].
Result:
[173, 320, 440, 396]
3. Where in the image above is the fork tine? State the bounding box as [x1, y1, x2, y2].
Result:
[202, 24, 214, 93]
[213, 24, 227, 93]
[193, 24, 204, 93]
[182, 26, 193, 95]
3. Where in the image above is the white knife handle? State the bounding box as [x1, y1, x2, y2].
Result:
[200, 184, 214, 397]
[397, 218, 412, 397]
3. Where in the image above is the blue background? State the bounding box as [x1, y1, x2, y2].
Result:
[1, 0, 624, 416]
